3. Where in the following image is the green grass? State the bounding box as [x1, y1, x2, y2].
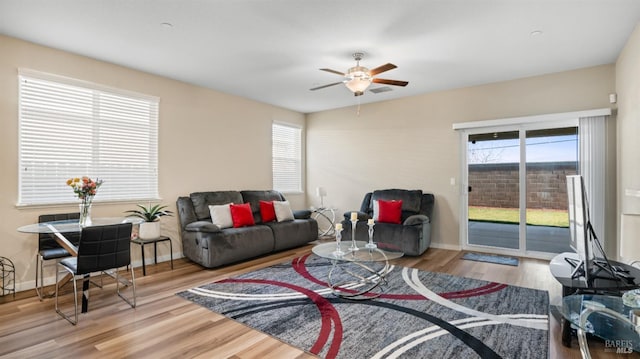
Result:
[469, 206, 569, 227]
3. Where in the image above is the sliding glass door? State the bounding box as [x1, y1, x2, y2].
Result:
[524, 128, 577, 253]
[467, 131, 521, 250]
[465, 125, 578, 256]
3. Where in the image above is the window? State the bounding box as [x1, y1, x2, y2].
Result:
[272, 123, 302, 193]
[18, 70, 159, 206]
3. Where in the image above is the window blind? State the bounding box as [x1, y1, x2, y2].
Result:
[18, 70, 159, 206]
[272, 123, 302, 193]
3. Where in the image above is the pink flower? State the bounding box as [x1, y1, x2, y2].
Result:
[66, 177, 103, 201]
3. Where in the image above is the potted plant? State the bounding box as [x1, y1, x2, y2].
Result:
[125, 204, 173, 239]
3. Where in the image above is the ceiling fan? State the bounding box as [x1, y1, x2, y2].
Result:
[310, 52, 409, 96]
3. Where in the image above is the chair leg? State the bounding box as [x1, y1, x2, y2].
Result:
[55, 265, 79, 325]
[54, 265, 59, 309]
[35, 255, 43, 300]
[89, 274, 103, 289]
[35, 255, 59, 300]
[36, 257, 76, 300]
[130, 265, 136, 307]
[114, 266, 136, 308]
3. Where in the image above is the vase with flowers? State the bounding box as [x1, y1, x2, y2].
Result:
[66, 176, 103, 227]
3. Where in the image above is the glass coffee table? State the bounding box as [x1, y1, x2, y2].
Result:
[561, 294, 640, 358]
[312, 240, 403, 299]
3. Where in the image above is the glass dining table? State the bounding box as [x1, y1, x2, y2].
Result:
[18, 217, 141, 312]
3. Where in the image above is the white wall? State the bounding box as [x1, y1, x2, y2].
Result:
[306, 65, 616, 251]
[0, 35, 306, 291]
[616, 23, 640, 262]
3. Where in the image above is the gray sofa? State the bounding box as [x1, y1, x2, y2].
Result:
[177, 190, 318, 268]
[341, 189, 434, 256]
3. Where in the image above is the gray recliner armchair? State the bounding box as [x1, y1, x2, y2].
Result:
[341, 189, 434, 256]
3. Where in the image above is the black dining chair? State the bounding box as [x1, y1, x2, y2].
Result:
[36, 213, 81, 300]
[54, 223, 136, 325]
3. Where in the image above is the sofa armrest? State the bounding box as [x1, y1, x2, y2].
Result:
[293, 209, 312, 219]
[185, 221, 222, 233]
[343, 211, 371, 221]
[177, 196, 198, 230]
[403, 214, 430, 226]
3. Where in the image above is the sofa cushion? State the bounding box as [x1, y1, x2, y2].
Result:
[259, 200, 277, 223]
[191, 191, 243, 220]
[374, 199, 403, 224]
[209, 203, 233, 229]
[370, 189, 423, 213]
[185, 221, 222, 233]
[230, 203, 255, 228]
[206, 226, 276, 265]
[240, 190, 284, 213]
[274, 200, 295, 222]
[265, 219, 317, 251]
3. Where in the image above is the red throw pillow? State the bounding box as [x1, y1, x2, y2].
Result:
[377, 199, 403, 224]
[230, 203, 255, 228]
[259, 200, 276, 223]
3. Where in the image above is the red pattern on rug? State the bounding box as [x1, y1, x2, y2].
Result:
[220, 277, 343, 356]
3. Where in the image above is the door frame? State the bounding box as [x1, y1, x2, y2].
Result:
[454, 110, 610, 260]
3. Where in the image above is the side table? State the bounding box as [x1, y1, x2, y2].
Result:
[311, 207, 336, 237]
[131, 236, 173, 276]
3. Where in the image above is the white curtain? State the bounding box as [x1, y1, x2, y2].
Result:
[578, 115, 606, 243]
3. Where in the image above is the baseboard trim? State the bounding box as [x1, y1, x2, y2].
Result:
[430, 242, 461, 251]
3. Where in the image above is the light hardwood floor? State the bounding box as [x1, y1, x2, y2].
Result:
[0, 242, 633, 358]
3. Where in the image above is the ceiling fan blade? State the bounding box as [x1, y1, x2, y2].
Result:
[372, 78, 409, 87]
[310, 82, 344, 91]
[369, 63, 397, 76]
[320, 68, 346, 76]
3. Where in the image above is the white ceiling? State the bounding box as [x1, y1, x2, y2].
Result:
[1, 0, 639, 114]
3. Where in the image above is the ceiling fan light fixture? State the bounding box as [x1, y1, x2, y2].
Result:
[310, 52, 407, 96]
[344, 65, 371, 95]
[344, 77, 371, 96]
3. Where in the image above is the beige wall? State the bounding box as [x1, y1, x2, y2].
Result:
[306, 65, 616, 251]
[616, 23, 640, 262]
[0, 35, 306, 291]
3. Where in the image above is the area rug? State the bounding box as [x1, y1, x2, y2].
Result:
[462, 252, 520, 266]
[178, 254, 547, 359]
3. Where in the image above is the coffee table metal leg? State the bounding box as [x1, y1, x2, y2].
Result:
[327, 259, 389, 300]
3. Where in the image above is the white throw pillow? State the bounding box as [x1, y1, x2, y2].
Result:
[209, 203, 233, 229]
[273, 200, 295, 222]
[372, 200, 380, 221]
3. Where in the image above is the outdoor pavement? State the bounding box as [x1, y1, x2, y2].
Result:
[468, 221, 572, 253]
